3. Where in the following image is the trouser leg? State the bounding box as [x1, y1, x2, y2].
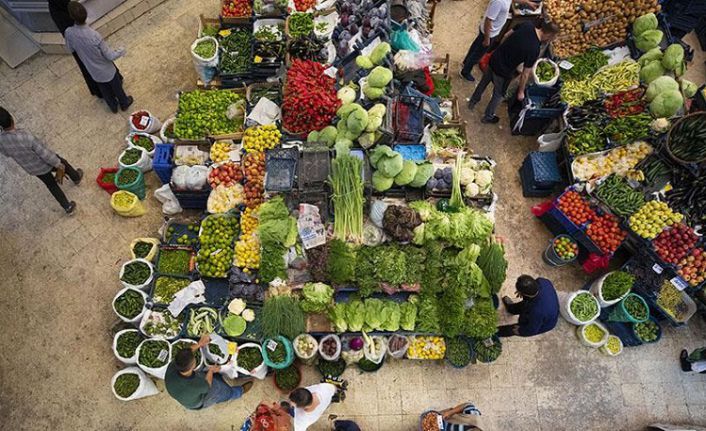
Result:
[108, 70, 130, 109]
[36, 172, 70, 209]
[58, 156, 80, 183]
[483, 71, 508, 119]
[497, 325, 517, 337]
[470, 66, 494, 104]
[72, 53, 102, 97]
[97, 79, 119, 111]
[461, 31, 487, 75]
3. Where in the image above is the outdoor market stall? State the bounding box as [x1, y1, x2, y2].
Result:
[107, 0, 509, 402]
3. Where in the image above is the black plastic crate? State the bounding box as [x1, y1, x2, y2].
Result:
[172, 188, 210, 210]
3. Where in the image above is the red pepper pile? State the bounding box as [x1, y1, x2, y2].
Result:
[294, 0, 317, 11]
[653, 223, 698, 265]
[282, 59, 340, 135]
[131, 110, 150, 130]
[221, 0, 251, 17]
[604, 88, 645, 118]
[557, 190, 596, 226]
[586, 214, 626, 254]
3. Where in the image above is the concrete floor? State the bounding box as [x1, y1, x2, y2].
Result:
[1, 0, 705, 430]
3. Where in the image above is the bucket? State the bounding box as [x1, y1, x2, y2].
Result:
[96, 167, 119, 194]
[543, 235, 578, 267]
[607, 293, 649, 323]
[116, 167, 146, 200]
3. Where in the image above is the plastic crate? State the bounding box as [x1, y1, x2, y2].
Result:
[393, 95, 425, 143]
[298, 147, 331, 188]
[172, 188, 210, 210]
[153, 144, 174, 185]
[519, 164, 556, 198]
[201, 277, 231, 307]
[393, 144, 426, 161]
[149, 274, 194, 307]
[523, 151, 562, 188]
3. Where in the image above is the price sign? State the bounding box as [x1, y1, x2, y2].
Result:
[482, 338, 495, 348]
[267, 340, 279, 351]
[227, 342, 238, 355]
[437, 415, 444, 430]
[139, 116, 150, 127]
[157, 349, 169, 362]
[558, 60, 574, 70]
[652, 263, 663, 274]
[670, 276, 689, 291]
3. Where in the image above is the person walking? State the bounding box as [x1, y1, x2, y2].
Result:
[64, 1, 133, 113]
[0, 107, 82, 214]
[288, 384, 337, 431]
[165, 335, 253, 410]
[459, 0, 538, 82]
[48, 0, 102, 98]
[498, 275, 559, 337]
[680, 348, 706, 374]
[468, 20, 559, 124]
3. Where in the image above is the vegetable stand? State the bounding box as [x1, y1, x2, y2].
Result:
[108, 0, 512, 401]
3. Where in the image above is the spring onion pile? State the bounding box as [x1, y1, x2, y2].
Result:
[330, 154, 364, 242]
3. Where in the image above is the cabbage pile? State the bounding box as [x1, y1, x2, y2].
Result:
[369, 145, 434, 192]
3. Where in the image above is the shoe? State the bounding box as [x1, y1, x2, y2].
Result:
[502, 296, 514, 307]
[109, 105, 118, 114]
[467, 100, 477, 110]
[459, 69, 475, 82]
[680, 349, 691, 372]
[242, 381, 254, 394]
[65, 201, 77, 215]
[481, 115, 500, 124]
[73, 168, 84, 185]
[120, 96, 134, 112]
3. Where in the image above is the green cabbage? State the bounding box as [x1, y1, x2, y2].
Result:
[300, 282, 334, 313]
[222, 314, 246, 336]
[337, 86, 357, 104]
[337, 103, 361, 120]
[370, 42, 391, 66]
[372, 170, 394, 191]
[363, 85, 384, 100]
[409, 162, 434, 188]
[646, 75, 679, 102]
[378, 152, 403, 178]
[358, 132, 377, 149]
[319, 126, 337, 146]
[307, 130, 319, 143]
[650, 89, 683, 118]
[681, 79, 698, 98]
[368, 103, 386, 118]
[363, 298, 385, 331]
[355, 55, 373, 69]
[639, 60, 665, 84]
[638, 47, 663, 67]
[367, 66, 393, 88]
[632, 13, 658, 37]
[661, 44, 684, 71]
[380, 301, 401, 332]
[365, 115, 383, 132]
[347, 108, 369, 135]
[635, 29, 663, 52]
[370, 145, 394, 168]
[394, 160, 418, 186]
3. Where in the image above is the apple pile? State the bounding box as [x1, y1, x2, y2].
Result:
[557, 190, 596, 226]
[208, 162, 243, 188]
[586, 214, 627, 254]
[653, 223, 698, 265]
[221, 0, 251, 17]
[677, 248, 706, 286]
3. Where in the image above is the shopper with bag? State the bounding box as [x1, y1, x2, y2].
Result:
[64, 1, 133, 113]
[468, 21, 559, 124]
[498, 275, 559, 337]
[680, 348, 706, 374]
[459, 0, 538, 82]
[240, 402, 293, 431]
[287, 384, 337, 431]
[165, 334, 254, 410]
[0, 107, 82, 214]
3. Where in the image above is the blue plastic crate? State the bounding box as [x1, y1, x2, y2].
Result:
[519, 164, 555, 198]
[153, 144, 174, 185]
[524, 151, 562, 188]
[524, 86, 567, 119]
[393, 144, 426, 161]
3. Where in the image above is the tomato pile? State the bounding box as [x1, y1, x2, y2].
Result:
[208, 162, 243, 188]
[553, 236, 578, 261]
[294, 0, 317, 11]
[130, 110, 150, 130]
[282, 60, 340, 135]
[586, 214, 626, 254]
[653, 223, 698, 265]
[243, 151, 265, 208]
[677, 248, 706, 286]
[221, 0, 251, 17]
[557, 191, 596, 226]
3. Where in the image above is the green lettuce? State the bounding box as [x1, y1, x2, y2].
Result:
[400, 302, 417, 331]
[329, 303, 348, 332]
[346, 300, 365, 332]
[300, 282, 334, 313]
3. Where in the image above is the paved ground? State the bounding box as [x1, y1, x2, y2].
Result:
[1, 1, 705, 430]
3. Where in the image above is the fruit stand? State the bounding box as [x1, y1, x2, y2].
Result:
[108, 0, 509, 401]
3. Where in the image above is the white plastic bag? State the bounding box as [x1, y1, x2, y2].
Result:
[599, 335, 623, 356]
[154, 184, 183, 215]
[119, 258, 154, 291]
[171, 338, 204, 371]
[204, 333, 231, 366]
[363, 335, 387, 364]
[126, 132, 160, 158]
[531, 58, 559, 87]
[160, 116, 176, 144]
[139, 309, 183, 340]
[537, 132, 564, 152]
[590, 272, 630, 308]
[171, 165, 190, 190]
[113, 329, 143, 365]
[191, 36, 219, 85]
[318, 334, 342, 361]
[129, 110, 162, 134]
[112, 287, 148, 323]
[387, 334, 410, 359]
[576, 322, 609, 348]
[369, 200, 389, 228]
[111, 367, 160, 401]
[119, 146, 152, 173]
[186, 165, 209, 190]
[136, 339, 172, 379]
[235, 342, 268, 380]
[293, 334, 319, 365]
[559, 291, 600, 325]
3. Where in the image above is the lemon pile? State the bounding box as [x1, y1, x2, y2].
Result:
[235, 233, 260, 271]
[629, 201, 683, 239]
[242, 124, 281, 152]
[407, 336, 446, 360]
[240, 206, 259, 235]
[210, 140, 234, 163]
[573, 141, 652, 181]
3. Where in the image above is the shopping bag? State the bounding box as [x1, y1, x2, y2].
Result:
[479, 50, 494, 72]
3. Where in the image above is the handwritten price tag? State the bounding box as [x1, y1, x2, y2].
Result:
[652, 263, 663, 274]
[157, 349, 169, 362]
[670, 277, 689, 291]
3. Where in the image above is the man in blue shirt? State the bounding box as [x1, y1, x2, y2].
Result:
[498, 275, 559, 337]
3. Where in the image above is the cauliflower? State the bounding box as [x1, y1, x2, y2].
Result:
[228, 298, 247, 315]
[474, 170, 493, 188]
[650, 118, 670, 133]
[241, 309, 255, 322]
[459, 167, 475, 185]
[465, 182, 480, 198]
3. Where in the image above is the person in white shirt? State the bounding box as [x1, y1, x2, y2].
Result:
[289, 383, 337, 431]
[460, 0, 538, 82]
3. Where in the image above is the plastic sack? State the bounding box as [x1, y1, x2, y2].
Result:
[261, 336, 294, 370]
[318, 334, 342, 361]
[391, 29, 420, 52]
[236, 342, 269, 379]
[126, 132, 160, 158]
[96, 167, 119, 194]
[111, 191, 146, 217]
[293, 334, 319, 365]
[386, 334, 409, 359]
[559, 291, 600, 325]
[576, 322, 609, 348]
[191, 36, 219, 85]
[537, 132, 564, 152]
[138, 309, 183, 340]
[112, 287, 148, 323]
[204, 334, 231, 366]
[136, 339, 172, 379]
[369, 200, 389, 228]
[599, 335, 623, 357]
[531, 59, 560, 87]
[394, 50, 431, 72]
[119, 258, 155, 291]
[154, 184, 183, 216]
[171, 165, 190, 190]
[116, 167, 146, 200]
[113, 329, 143, 365]
[186, 165, 209, 191]
[119, 146, 152, 173]
[129, 110, 162, 134]
[589, 272, 630, 308]
[363, 335, 387, 364]
[171, 338, 204, 371]
[129, 237, 160, 261]
[479, 51, 493, 72]
[160, 116, 176, 144]
[340, 335, 364, 364]
[111, 367, 160, 401]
